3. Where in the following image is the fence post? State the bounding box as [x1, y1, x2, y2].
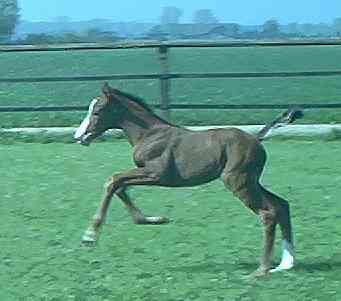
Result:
[158, 45, 171, 120]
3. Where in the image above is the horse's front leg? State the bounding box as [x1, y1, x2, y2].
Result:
[116, 188, 170, 225]
[81, 168, 165, 245]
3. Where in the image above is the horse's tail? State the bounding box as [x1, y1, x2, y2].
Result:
[257, 108, 304, 141]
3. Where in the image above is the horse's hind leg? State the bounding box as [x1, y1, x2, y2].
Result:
[260, 187, 294, 273]
[223, 169, 295, 276]
[116, 188, 170, 225]
[223, 171, 278, 276]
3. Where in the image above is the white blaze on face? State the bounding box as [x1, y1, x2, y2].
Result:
[74, 98, 98, 139]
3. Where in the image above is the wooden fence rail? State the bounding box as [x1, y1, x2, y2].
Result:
[1, 40, 341, 52]
[1, 103, 341, 113]
[1, 40, 341, 118]
[1, 70, 341, 83]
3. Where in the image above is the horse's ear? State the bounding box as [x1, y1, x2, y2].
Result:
[102, 82, 113, 97]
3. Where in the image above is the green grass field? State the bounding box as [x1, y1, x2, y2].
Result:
[1, 45, 341, 127]
[1, 140, 341, 300]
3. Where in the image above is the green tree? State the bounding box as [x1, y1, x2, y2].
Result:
[0, 0, 20, 42]
[262, 19, 280, 37]
[193, 9, 218, 24]
[301, 23, 314, 36]
[333, 17, 341, 36]
[161, 6, 182, 24]
[287, 22, 299, 34]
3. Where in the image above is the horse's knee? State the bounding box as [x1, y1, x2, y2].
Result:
[104, 175, 121, 193]
[104, 178, 113, 190]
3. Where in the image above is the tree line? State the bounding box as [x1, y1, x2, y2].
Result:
[1, 1, 341, 44]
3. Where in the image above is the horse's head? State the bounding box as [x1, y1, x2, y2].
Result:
[74, 83, 125, 146]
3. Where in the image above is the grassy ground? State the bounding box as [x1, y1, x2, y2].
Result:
[1, 140, 341, 300]
[1, 46, 341, 127]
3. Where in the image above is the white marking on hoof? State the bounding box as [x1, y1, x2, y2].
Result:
[81, 229, 97, 244]
[134, 216, 170, 225]
[270, 240, 295, 273]
[145, 216, 170, 223]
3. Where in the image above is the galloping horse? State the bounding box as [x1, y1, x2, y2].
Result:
[74, 83, 302, 276]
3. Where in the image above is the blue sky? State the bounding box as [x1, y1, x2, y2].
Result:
[19, 0, 341, 24]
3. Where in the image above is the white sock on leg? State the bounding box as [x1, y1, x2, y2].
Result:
[270, 240, 295, 273]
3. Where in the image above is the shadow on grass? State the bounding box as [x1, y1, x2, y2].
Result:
[168, 259, 341, 275]
[168, 261, 258, 274]
[294, 260, 341, 273]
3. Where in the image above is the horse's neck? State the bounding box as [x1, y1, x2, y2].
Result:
[119, 103, 170, 146]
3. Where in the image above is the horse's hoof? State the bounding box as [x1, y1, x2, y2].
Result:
[81, 230, 98, 246]
[270, 262, 294, 273]
[248, 267, 270, 279]
[151, 216, 170, 224]
[135, 216, 170, 225]
[81, 239, 97, 247]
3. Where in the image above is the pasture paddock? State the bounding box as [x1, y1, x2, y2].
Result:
[1, 141, 341, 300]
[1, 43, 341, 127]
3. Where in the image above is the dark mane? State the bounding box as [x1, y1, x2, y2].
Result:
[117, 90, 154, 113]
[116, 89, 173, 125]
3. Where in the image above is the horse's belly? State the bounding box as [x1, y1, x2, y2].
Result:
[164, 157, 223, 187]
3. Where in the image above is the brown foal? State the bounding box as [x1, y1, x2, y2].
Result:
[74, 83, 302, 276]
